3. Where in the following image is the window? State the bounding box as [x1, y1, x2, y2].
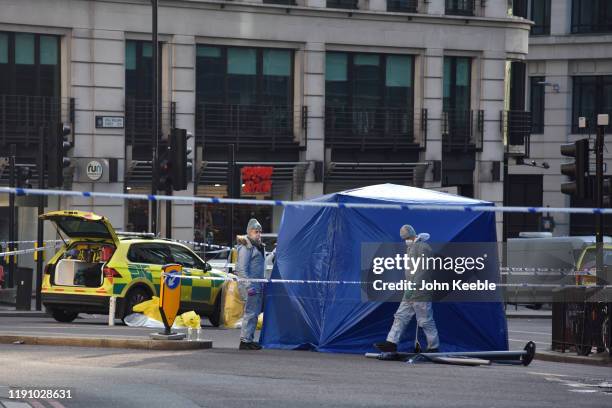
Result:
[530, 77, 545, 134]
[445, 0, 474, 16]
[127, 244, 172, 265]
[387, 0, 417, 13]
[443, 56, 471, 112]
[0, 31, 60, 97]
[327, 0, 358, 9]
[512, 0, 528, 18]
[572, 76, 612, 132]
[571, 0, 612, 34]
[168, 245, 204, 269]
[530, 0, 551, 35]
[196, 45, 293, 106]
[263, 0, 296, 4]
[325, 52, 414, 110]
[125, 40, 159, 99]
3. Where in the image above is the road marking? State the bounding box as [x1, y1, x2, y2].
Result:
[508, 338, 549, 346]
[1, 400, 32, 408]
[527, 372, 569, 377]
[508, 330, 551, 336]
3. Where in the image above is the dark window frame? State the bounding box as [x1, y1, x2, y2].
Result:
[262, 0, 296, 4]
[387, 0, 418, 13]
[571, 0, 612, 34]
[195, 44, 295, 107]
[445, 0, 474, 16]
[125, 40, 162, 101]
[324, 51, 415, 112]
[530, 0, 551, 36]
[572, 75, 612, 133]
[327, 0, 359, 9]
[443, 56, 472, 111]
[0, 31, 61, 97]
[529, 76, 545, 134]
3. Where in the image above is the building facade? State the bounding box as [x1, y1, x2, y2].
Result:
[0, 0, 531, 259]
[518, 0, 612, 238]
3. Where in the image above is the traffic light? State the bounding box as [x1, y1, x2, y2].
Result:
[560, 138, 589, 198]
[169, 128, 192, 191]
[604, 177, 612, 208]
[16, 166, 33, 189]
[157, 144, 171, 191]
[48, 123, 72, 188]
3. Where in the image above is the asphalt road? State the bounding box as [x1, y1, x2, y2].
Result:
[0, 315, 610, 407]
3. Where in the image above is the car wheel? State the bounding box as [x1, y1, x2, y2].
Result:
[122, 287, 152, 320]
[207, 289, 223, 327]
[50, 308, 78, 323]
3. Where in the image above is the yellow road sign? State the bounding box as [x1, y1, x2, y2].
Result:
[159, 263, 182, 332]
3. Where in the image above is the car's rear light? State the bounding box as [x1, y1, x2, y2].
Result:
[103, 267, 121, 280]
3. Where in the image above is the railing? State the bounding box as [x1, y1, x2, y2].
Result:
[196, 103, 303, 151]
[442, 109, 483, 151]
[327, 0, 359, 10]
[0, 95, 74, 153]
[445, 0, 474, 16]
[387, 0, 418, 13]
[125, 98, 175, 159]
[263, 0, 296, 4]
[325, 106, 426, 151]
[501, 110, 532, 157]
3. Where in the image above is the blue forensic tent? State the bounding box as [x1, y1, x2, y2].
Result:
[261, 184, 508, 354]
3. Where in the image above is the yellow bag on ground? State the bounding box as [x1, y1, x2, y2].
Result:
[175, 311, 201, 329]
[221, 280, 245, 328]
[132, 296, 162, 322]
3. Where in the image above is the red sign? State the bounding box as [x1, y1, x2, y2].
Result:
[241, 166, 273, 194]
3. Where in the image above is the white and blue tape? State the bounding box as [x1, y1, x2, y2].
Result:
[1, 186, 612, 214]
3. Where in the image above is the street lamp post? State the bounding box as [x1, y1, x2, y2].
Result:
[150, 0, 159, 235]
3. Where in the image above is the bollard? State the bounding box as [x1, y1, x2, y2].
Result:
[108, 296, 116, 326]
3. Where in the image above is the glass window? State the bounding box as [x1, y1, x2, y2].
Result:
[444, 56, 471, 111]
[169, 245, 203, 269]
[387, 0, 417, 13]
[127, 244, 172, 265]
[142, 43, 152, 58]
[386, 55, 411, 88]
[530, 0, 551, 35]
[572, 76, 612, 132]
[15, 33, 35, 65]
[530, 77, 545, 134]
[227, 48, 256, 75]
[40, 36, 58, 65]
[353, 54, 381, 108]
[125, 41, 136, 70]
[196, 45, 293, 107]
[263, 49, 290, 77]
[572, 0, 612, 34]
[0, 33, 8, 64]
[445, 0, 474, 16]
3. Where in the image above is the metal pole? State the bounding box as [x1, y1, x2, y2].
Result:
[596, 124, 604, 284]
[166, 186, 172, 239]
[36, 127, 45, 310]
[227, 144, 235, 247]
[8, 144, 16, 288]
[150, 0, 159, 235]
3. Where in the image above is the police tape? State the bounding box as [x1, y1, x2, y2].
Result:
[162, 273, 612, 289]
[2, 186, 612, 214]
[0, 244, 62, 257]
[0, 239, 63, 246]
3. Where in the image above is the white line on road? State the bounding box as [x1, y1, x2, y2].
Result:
[508, 330, 551, 336]
[508, 338, 549, 346]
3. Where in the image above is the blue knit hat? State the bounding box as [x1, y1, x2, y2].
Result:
[399, 224, 417, 240]
[246, 218, 262, 233]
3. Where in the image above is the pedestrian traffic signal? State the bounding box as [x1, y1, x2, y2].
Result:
[16, 166, 33, 189]
[604, 177, 612, 208]
[560, 138, 589, 198]
[157, 144, 171, 191]
[170, 128, 192, 191]
[48, 123, 72, 188]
